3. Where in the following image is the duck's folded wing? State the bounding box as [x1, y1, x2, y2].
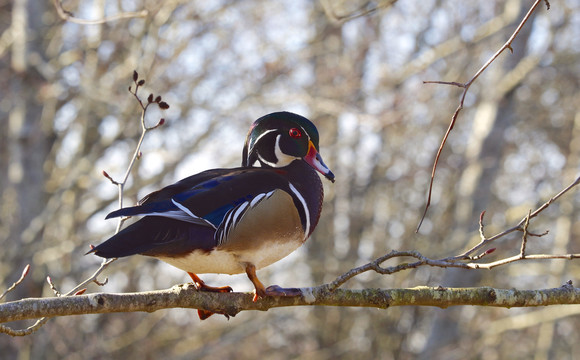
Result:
[88, 216, 216, 257]
[92, 168, 292, 258]
[104, 168, 240, 227]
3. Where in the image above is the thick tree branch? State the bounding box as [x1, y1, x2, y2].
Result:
[2, 283, 578, 330]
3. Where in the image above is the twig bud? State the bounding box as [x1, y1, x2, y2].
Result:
[21, 264, 31, 279]
[74, 289, 87, 296]
[133, 70, 138, 82]
[158, 118, 165, 126]
[486, 248, 496, 255]
[138, 79, 145, 86]
[159, 101, 170, 110]
[147, 94, 154, 103]
[155, 95, 162, 103]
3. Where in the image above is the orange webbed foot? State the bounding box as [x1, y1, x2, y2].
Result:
[188, 272, 233, 293]
[187, 272, 233, 320]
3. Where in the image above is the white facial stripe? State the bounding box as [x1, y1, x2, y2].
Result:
[251, 127, 313, 168]
[251, 128, 277, 148]
[300, 126, 310, 141]
[288, 183, 310, 240]
[248, 128, 277, 166]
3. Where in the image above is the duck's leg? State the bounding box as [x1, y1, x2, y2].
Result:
[188, 272, 233, 293]
[244, 264, 302, 302]
[244, 264, 267, 301]
[187, 272, 233, 320]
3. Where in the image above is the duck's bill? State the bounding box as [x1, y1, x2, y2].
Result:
[305, 141, 335, 183]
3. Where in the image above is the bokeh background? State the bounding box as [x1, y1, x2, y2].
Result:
[1, 0, 580, 358]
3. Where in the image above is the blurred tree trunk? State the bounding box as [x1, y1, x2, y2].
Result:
[307, 2, 380, 355]
[307, 6, 345, 352]
[533, 76, 580, 360]
[2, 0, 54, 297]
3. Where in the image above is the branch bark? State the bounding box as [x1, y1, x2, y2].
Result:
[2, 283, 578, 328]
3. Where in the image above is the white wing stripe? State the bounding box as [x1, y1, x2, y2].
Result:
[231, 202, 249, 228]
[249, 193, 264, 207]
[171, 199, 217, 229]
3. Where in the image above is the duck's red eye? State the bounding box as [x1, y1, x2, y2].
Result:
[289, 128, 302, 138]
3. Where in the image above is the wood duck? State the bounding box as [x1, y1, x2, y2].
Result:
[89, 111, 334, 318]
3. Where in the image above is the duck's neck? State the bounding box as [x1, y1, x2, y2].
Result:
[283, 160, 324, 238]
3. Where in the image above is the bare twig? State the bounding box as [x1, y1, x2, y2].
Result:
[469, 247, 496, 261]
[417, 0, 549, 231]
[53, 0, 148, 25]
[478, 210, 486, 240]
[327, 247, 580, 292]
[66, 258, 116, 296]
[451, 175, 580, 260]
[0, 265, 30, 301]
[520, 210, 532, 257]
[46, 276, 61, 297]
[332, 171, 579, 289]
[1, 72, 168, 336]
[109, 72, 168, 233]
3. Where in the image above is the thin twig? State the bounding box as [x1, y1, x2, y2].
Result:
[46, 276, 62, 297]
[0, 265, 30, 301]
[450, 175, 580, 260]
[417, 0, 548, 231]
[331, 172, 579, 289]
[65, 258, 116, 296]
[1, 73, 168, 336]
[328, 248, 580, 291]
[469, 247, 496, 261]
[478, 211, 486, 240]
[520, 210, 532, 257]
